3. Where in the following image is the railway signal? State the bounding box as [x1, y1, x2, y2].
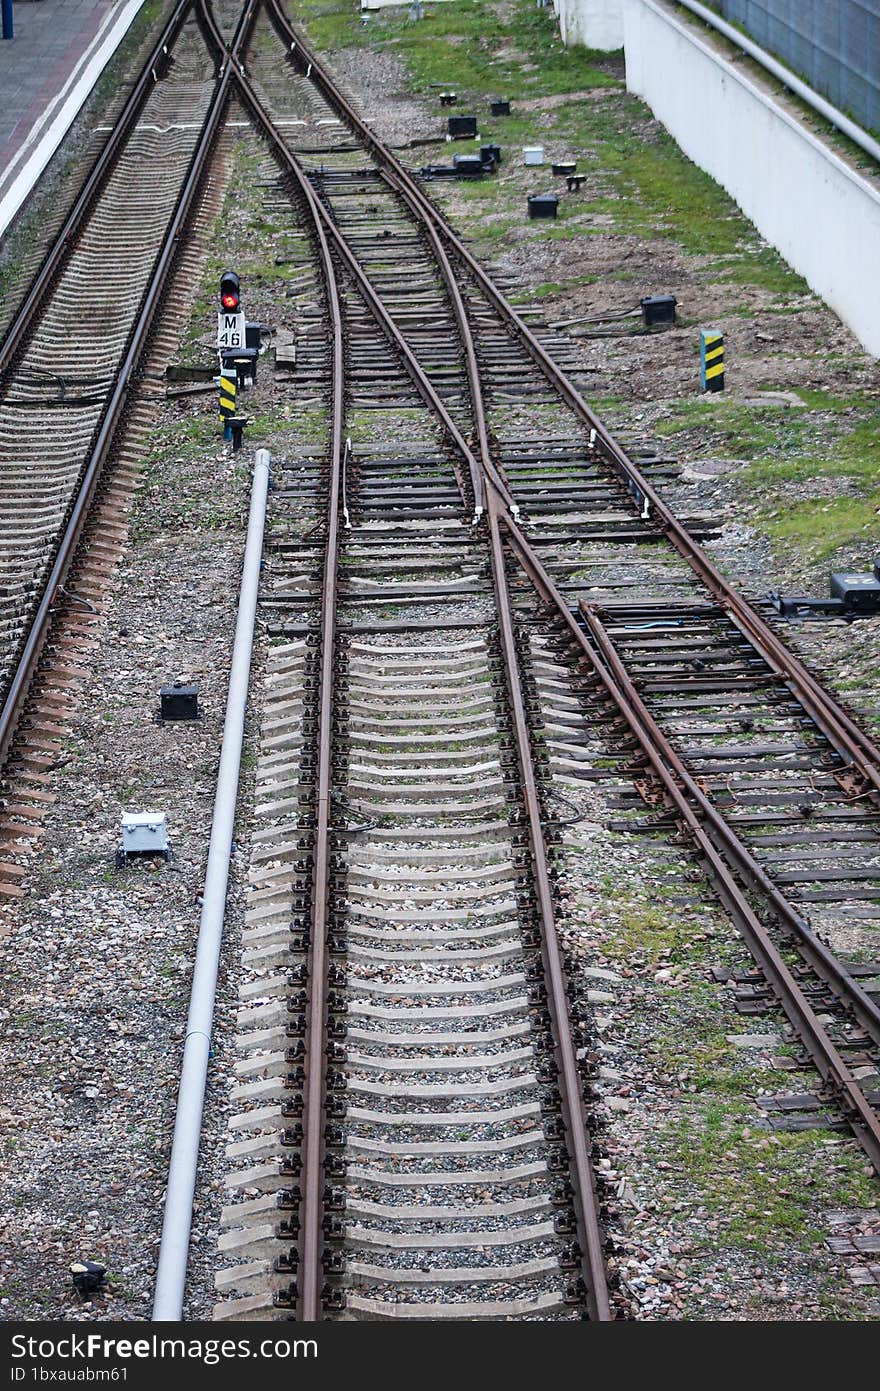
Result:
[217, 269, 260, 389]
[218, 270, 245, 352]
[219, 270, 240, 312]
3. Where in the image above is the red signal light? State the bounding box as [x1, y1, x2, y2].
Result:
[219, 270, 241, 314]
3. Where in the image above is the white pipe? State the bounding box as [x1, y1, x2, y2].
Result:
[672, 0, 880, 167]
[152, 448, 270, 1321]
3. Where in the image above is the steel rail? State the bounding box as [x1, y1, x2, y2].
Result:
[294, 151, 346, 1338]
[230, 72, 478, 515]
[197, 0, 348, 1322]
[497, 513, 880, 1175]
[230, 36, 611, 1319]
[575, 604, 880, 1042]
[0, 0, 196, 378]
[0, 5, 254, 769]
[264, 0, 880, 798]
[485, 486, 612, 1320]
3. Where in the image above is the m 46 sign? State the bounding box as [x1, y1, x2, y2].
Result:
[217, 311, 246, 349]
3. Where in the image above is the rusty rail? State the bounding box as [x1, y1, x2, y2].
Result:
[0, 0, 258, 769]
[263, 0, 880, 800]
[498, 514, 880, 1175]
[232, 10, 612, 1320]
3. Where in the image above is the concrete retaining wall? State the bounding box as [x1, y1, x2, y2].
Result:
[622, 0, 880, 357]
[556, 0, 623, 49]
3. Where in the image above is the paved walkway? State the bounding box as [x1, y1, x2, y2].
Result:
[0, 0, 145, 235]
[0, 0, 118, 176]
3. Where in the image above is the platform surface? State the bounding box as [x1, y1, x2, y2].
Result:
[0, 0, 116, 177]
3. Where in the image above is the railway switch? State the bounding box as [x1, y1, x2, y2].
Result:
[641, 294, 677, 329]
[159, 680, 198, 721]
[116, 812, 171, 868]
[447, 114, 477, 139]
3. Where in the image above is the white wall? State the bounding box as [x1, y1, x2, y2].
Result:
[623, 0, 880, 358]
[558, 0, 624, 49]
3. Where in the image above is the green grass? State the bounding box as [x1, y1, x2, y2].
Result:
[362, 0, 615, 97]
[660, 1099, 876, 1255]
[762, 495, 879, 558]
[651, 394, 880, 556]
[291, 0, 814, 298]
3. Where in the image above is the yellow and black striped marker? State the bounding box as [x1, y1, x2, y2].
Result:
[218, 368, 237, 421]
[700, 329, 724, 392]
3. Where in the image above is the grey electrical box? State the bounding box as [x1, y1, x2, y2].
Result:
[117, 812, 171, 867]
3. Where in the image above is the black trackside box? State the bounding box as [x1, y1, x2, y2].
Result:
[453, 154, 484, 179]
[641, 294, 677, 328]
[830, 572, 880, 614]
[448, 114, 477, 138]
[528, 193, 558, 219]
[160, 682, 199, 721]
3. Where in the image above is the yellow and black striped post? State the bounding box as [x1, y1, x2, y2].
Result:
[700, 329, 724, 392]
[218, 368, 236, 438]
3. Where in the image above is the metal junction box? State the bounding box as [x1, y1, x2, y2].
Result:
[160, 681, 199, 721]
[830, 571, 880, 614]
[641, 294, 677, 328]
[528, 193, 558, 220]
[118, 812, 171, 867]
[447, 115, 477, 139]
[453, 153, 484, 179]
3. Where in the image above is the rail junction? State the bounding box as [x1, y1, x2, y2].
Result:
[0, 0, 878, 1324]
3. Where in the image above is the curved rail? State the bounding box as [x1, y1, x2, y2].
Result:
[0, 1, 252, 768]
[500, 513, 880, 1175]
[264, 0, 880, 802]
[261, 0, 880, 1185]
[230, 14, 611, 1320]
[195, 0, 349, 1322]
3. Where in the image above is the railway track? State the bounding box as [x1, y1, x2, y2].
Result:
[208, 1, 880, 1320]
[0, 0, 260, 768]
[2, 0, 879, 1322]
